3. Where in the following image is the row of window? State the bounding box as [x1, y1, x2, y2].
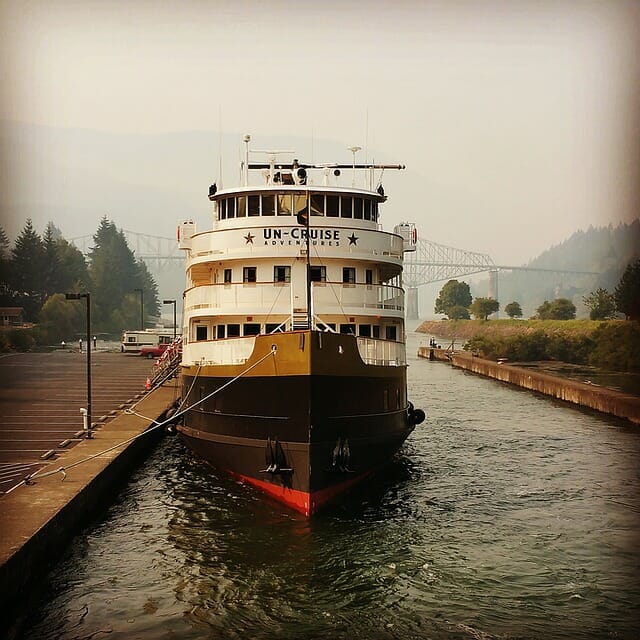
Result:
[193, 323, 398, 341]
[217, 193, 379, 221]
[221, 266, 374, 284]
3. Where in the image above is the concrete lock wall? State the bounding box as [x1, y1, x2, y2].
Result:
[418, 347, 640, 426]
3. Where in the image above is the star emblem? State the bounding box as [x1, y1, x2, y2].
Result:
[348, 233, 358, 246]
[244, 232, 255, 244]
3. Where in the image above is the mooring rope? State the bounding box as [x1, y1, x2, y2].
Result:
[5, 346, 277, 494]
[125, 360, 202, 423]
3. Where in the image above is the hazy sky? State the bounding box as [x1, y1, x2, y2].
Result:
[1, 0, 639, 265]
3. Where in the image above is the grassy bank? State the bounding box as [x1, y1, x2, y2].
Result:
[416, 319, 640, 372]
[416, 318, 604, 340]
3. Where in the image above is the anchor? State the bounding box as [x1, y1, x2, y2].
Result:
[260, 437, 293, 475]
[330, 437, 353, 473]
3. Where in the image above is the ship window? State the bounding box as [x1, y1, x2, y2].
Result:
[248, 195, 260, 217]
[326, 195, 339, 217]
[227, 324, 240, 337]
[340, 323, 356, 335]
[385, 325, 397, 341]
[219, 200, 226, 220]
[373, 326, 380, 338]
[224, 268, 232, 283]
[227, 197, 236, 218]
[364, 199, 372, 220]
[243, 323, 261, 336]
[237, 196, 247, 217]
[266, 323, 282, 333]
[310, 194, 325, 216]
[365, 269, 373, 285]
[359, 324, 372, 337]
[217, 325, 226, 339]
[372, 201, 378, 222]
[340, 197, 353, 218]
[196, 325, 207, 341]
[262, 194, 275, 216]
[274, 265, 291, 283]
[354, 198, 364, 219]
[277, 193, 292, 215]
[325, 323, 336, 332]
[243, 267, 257, 283]
[342, 267, 355, 284]
[310, 266, 326, 282]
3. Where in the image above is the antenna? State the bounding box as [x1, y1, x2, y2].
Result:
[218, 106, 223, 189]
[348, 146, 362, 187]
[243, 134, 251, 186]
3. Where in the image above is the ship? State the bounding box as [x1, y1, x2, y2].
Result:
[176, 134, 425, 516]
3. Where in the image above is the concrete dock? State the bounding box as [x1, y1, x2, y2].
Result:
[0, 350, 158, 492]
[419, 346, 640, 425]
[0, 351, 180, 638]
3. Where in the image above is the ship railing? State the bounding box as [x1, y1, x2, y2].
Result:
[183, 337, 257, 366]
[311, 282, 404, 315]
[184, 282, 404, 317]
[356, 337, 406, 366]
[184, 282, 291, 313]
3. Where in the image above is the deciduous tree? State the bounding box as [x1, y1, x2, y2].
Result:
[470, 297, 500, 320]
[504, 301, 523, 318]
[434, 280, 472, 319]
[583, 288, 616, 321]
[536, 298, 576, 320]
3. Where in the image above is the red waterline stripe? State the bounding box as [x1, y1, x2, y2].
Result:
[231, 468, 375, 516]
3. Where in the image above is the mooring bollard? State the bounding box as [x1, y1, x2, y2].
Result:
[80, 407, 93, 439]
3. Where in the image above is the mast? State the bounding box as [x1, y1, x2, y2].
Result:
[296, 206, 311, 329]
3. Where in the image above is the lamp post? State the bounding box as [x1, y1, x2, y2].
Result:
[163, 299, 177, 340]
[134, 288, 144, 330]
[65, 292, 92, 439]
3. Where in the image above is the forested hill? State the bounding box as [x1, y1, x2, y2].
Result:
[478, 220, 640, 318]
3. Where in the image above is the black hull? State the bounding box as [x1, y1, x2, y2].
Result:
[178, 332, 416, 515]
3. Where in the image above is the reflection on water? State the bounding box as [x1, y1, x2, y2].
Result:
[19, 334, 640, 640]
[515, 361, 640, 397]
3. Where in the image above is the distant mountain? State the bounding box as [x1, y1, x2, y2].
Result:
[475, 221, 640, 317]
[0, 121, 371, 243]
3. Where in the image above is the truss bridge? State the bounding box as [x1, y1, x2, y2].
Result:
[70, 230, 182, 271]
[71, 230, 600, 318]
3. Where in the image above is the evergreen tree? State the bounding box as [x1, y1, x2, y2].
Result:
[137, 259, 160, 320]
[89, 217, 140, 331]
[88, 217, 160, 332]
[43, 222, 62, 299]
[0, 225, 9, 260]
[615, 259, 640, 320]
[10, 219, 46, 318]
[55, 239, 90, 292]
[0, 225, 10, 294]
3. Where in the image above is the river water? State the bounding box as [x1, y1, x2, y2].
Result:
[18, 333, 640, 639]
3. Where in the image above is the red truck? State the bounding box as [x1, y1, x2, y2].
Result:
[139, 343, 168, 359]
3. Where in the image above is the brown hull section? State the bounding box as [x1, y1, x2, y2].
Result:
[178, 332, 415, 514]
